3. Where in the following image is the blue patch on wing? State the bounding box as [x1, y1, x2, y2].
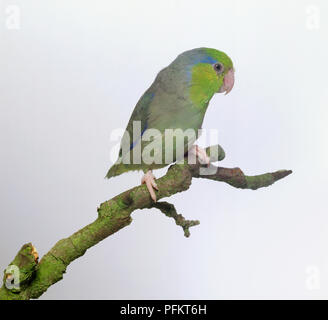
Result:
[129, 91, 155, 150]
[129, 122, 148, 150]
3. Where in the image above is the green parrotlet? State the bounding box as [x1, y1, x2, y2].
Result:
[106, 47, 235, 201]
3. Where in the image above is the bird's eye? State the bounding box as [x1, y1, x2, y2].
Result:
[213, 63, 224, 73]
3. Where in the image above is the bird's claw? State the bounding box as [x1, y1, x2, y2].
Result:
[190, 145, 210, 167]
[141, 170, 158, 202]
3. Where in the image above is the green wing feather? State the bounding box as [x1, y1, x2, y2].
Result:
[105, 87, 154, 178]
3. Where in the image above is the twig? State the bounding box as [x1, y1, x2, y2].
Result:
[153, 201, 200, 237]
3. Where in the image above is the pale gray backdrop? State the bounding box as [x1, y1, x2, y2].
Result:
[0, 0, 327, 299]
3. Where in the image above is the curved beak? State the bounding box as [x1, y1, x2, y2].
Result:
[219, 68, 235, 95]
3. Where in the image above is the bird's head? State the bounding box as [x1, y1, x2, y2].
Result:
[172, 47, 235, 105]
[206, 48, 235, 95]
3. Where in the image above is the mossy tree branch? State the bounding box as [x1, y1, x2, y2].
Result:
[0, 144, 292, 300]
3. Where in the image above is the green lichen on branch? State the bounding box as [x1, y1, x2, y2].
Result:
[0, 144, 292, 300]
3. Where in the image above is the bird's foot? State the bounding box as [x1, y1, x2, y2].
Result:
[141, 170, 159, 202]
[190, 145, 210, 166]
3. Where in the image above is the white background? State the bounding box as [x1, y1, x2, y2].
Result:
[0, 0, 327, 299]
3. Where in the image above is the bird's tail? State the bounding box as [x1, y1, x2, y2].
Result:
[105, 163, 124, 179]
[106, 156, 136, 179]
